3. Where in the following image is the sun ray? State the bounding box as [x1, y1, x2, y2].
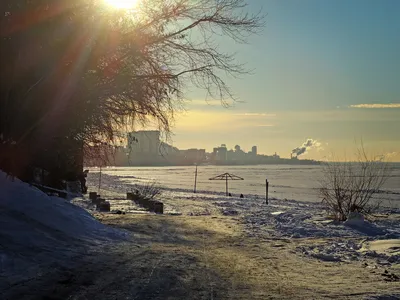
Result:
[104, 0, 138, 9]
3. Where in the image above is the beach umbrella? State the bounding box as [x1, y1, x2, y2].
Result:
[209, 173, 244, 196]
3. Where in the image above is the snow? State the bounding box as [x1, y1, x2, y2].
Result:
[239, 198, 400, 266]
[360, 239, 400, 257]
[364, 296, 400, 300]
[346, 211, 365, 223]
[86, 171, 400, 277]
[0, 171, 128, 290]
[178, 195, 399, 266]
[1, 166, 398, 297]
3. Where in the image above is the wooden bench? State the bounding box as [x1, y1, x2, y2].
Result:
[126, 192, 164, 214]
[31, 183, 68, 199]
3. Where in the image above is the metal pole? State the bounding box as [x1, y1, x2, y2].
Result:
[226, 176, 228, 196]
[193, 164, 198, 193]
[266, 178, 269, 204]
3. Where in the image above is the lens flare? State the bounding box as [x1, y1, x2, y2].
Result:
[104, 0, 138, 9]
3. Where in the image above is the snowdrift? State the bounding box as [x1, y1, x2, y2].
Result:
[0, 171, 127, 289]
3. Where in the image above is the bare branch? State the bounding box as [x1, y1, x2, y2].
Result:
[319, 144, 392, 221]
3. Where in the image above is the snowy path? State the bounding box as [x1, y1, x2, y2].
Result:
[89, 172, 400, 269]
[16, 213, 400, 300]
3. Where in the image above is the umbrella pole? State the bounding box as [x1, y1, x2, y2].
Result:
[193, 164, 198, 193]
[226, 176, 228, 196]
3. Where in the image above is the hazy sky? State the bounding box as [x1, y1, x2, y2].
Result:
[169, 0, 400, 161]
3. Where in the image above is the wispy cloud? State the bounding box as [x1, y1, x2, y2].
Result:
[377, 151, 400, 162]
[384, 152, 399, 158]
[350, 103, 400, 109]
[186, 99, 219, 106]
[185, 99, 237, 107]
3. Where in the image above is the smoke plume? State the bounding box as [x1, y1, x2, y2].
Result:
[292, 139, 321, 157]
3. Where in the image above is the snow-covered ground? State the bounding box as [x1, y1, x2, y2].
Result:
[0, 171, 128, 292]
[88, 172, 400, 271]
[1, 168, 399, 298]
[241, 198, 400, 265]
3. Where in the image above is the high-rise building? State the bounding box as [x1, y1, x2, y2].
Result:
[128, 131, 160, 155]
[216, 144, 227, 162]
[181, 148, 206, 163]
[251, 146, 257, 155]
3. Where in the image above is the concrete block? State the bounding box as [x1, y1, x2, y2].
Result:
[89, 192, 97, 201]
[97, 201, 110, 212]
[154, 201, 163, 214]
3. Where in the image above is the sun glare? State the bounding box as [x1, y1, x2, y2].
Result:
[104, 0, 138, 9]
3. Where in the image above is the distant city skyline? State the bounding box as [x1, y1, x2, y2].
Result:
[88, 130, 320, 166]
[123, 130, 319, 160]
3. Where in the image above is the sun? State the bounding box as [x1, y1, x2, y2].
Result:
[104, 0, 138, 9]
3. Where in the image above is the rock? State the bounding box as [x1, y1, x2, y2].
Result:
[147, 199, 156, 211]
[382, 273, 399, 282]
[345, 212, 365, 226]
[154, 201, 163, 214]
[140, 198, 149, 208]
[98, 201, 110, 212]
[89, 192, 97, 201]
[222, 209, 238, 216]
[132, 193, 140, 204]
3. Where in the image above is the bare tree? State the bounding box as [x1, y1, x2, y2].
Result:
[319, 144, 392, 221]
[0, 0, 264, 178]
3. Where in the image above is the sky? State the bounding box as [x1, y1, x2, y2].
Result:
[167, 0, 400, 161]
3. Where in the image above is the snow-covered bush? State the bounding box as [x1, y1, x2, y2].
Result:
[131, 181, 162, 201]
[319, 145, 391, 221]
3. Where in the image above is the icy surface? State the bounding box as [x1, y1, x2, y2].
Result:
[88, 164, 400, 206]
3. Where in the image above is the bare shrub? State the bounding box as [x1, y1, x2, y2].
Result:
[319, 145, 391, 221]
[132, 181, 162, 201]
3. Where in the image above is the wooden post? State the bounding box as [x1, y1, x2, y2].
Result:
[89, 192, 97, 201]
[98, 201, 110, 212]
[193, 164, 198, 193]
[147, 200, 156, 211]
[266, 178, 269, 204]
[154, 201, 164, 214]
[226, 176, 228, 196]
[98, 166, 102, 194]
